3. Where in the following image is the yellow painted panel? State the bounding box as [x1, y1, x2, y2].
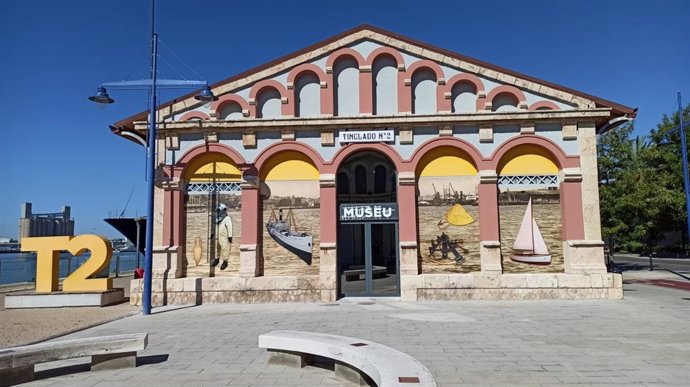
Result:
[262, 151, 319, 181]
[418, 147, 477, 176]
[498, 145, 558, 175]
[185, 153, 241, 182]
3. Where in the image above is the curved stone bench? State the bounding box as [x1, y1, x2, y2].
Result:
[258, 330, 436, 387]
[0, 333, 148, 386]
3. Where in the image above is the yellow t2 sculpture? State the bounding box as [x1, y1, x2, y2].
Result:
[21, 235, 113, 293]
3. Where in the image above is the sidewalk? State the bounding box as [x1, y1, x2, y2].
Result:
[0, 276, 138, 347]
[13, 279, 690, 386]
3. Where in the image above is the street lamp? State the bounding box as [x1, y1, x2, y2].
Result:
[89, 14, 216, 316]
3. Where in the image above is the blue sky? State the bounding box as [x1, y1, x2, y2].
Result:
[1, 0, 689, 239]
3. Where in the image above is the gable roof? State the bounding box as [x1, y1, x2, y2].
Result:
[110, 24, 636, 137]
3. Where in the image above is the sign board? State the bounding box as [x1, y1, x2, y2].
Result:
[340, 130, 394, 144]
[340, 203, 398, 222]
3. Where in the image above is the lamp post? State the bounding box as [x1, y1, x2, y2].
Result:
[677, 92, 690, 250]
[89, 6, 217, 315]
[660, 92, 690, 249]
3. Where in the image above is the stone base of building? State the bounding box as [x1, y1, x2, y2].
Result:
[129, 272, 622, 306]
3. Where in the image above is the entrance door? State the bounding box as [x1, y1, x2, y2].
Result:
[338, 204, 400, 298]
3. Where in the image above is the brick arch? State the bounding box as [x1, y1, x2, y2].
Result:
[179, 111, 210, 121]
[365, 47, 405, 69]
[409, 137, 486, 173]
[401, 60, 445, 114]
[209, 94, 250, 118]
[326, 143, 406, 174]
[440, 73, 486, 112]
[175, 143, 247, 181]
[287, 63, 327, 84]
[327, 48, 369, 115]
[489, 135, 578, 172]
[326, 48, 366, 68]
[287, 64, 332, 116]
[248, 79, 292, 117]
[366, 48, 406, 115]
[491, 135, 585, 242]
[404, 60, 445, 81]
[528, 101, 560, 111]
[253, 141, 326, 177]
[485, 85, 527, 111]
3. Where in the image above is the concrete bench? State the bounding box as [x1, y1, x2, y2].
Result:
[0, 332, 148, 386]
[259, 330, 436, 387]
[344, 266, 387, 281]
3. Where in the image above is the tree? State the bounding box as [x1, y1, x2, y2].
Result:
[598, 103, 690, 253]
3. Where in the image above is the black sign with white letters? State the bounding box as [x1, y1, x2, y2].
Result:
[339, 203, 398, 222]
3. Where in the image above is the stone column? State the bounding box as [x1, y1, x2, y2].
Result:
[563, 121, 606, 273]
[398, 171, 419, 301]
[239, 182, 262, 277]
[478, 170, 502, 274]
[397, 172, 419, 275]
[359, 66, 373, 115]
[319, 174, 337, 302]
[156, 179, 184, 279]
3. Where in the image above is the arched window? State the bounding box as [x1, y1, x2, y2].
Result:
[412, 69, 437, 114]
[337, 172, 350, 194]
[373, 56, 398, 115]
[334, 57, 359, 116]
[451, 82, 477, 113]
[295, 72, 320, 117]
[374, 165, 387, 193]
[355, 165, 367, 194]
[219, 102, 243, 120]
[257, 87, 281, 118]
[492, 92, 518, 112]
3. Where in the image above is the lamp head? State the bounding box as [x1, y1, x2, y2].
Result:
[88, 87, 114, 109]
[194, 85, 218, 104]
[659, 137, 673, 147]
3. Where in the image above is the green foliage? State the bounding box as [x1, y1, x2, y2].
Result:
[598, 103, 690, 253]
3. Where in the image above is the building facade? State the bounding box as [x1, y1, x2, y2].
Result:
[112, 26, 635, 305]
[18, 202, 74, 239]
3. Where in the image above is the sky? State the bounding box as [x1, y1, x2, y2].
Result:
[1, 0, 689, 239]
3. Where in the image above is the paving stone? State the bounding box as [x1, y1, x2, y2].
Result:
[14, 282, 690, 386]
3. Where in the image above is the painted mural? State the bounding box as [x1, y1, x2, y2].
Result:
[417, 147, 480, 273]
[261, 151, 320, 276]
[498, 145, 564, 273]
[183, 155, 242, 277]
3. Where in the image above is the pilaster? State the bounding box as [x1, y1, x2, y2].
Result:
[478, 170, 502, 274]
[397, 171, 419, 275]
[239, 182, 262, 277]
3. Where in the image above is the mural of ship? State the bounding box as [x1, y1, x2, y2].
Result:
[510, 198, 552, 264]
[266, 208, 312, 265]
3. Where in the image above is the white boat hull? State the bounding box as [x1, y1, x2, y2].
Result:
[510, 254, 551, 264]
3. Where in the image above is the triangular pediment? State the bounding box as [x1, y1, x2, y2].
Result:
[111, 25, 635, 136]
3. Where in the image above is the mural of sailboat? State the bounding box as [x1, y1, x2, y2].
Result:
[510, 198, 552, 264]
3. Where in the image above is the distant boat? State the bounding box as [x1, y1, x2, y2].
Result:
[510, 198, 551, 264]
[266, 208, 312, 265]
[104, 217, 146, 255]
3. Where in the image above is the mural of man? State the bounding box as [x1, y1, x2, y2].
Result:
[211, 203, 233, 270]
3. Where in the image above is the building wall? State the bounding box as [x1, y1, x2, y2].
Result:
[130, 34, 622, 306]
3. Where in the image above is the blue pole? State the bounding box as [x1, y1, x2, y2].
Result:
[678, 92, 690, 252]
[142, 33, 158, 315]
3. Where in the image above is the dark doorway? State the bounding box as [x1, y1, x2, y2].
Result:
[336, 151, 399, 298]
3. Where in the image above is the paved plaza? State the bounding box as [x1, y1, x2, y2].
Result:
[14, 274, 690, 387]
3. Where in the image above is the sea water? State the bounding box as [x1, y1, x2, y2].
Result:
[0, 251, 140, 286]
